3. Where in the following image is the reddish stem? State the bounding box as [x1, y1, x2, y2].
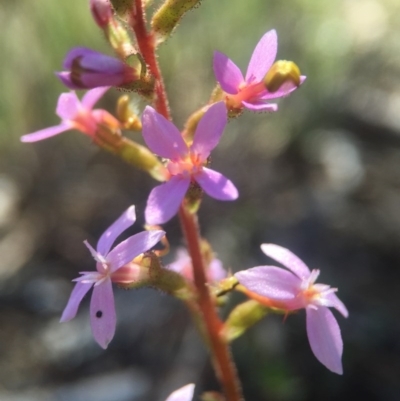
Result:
[130, 0, 170, 119]
[130, 3, 243, 399]
[179, 205, 243, 401]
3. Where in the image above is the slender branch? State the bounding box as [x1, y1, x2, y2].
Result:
[179, 205, 243, 401]
[130, 0, 170, 119]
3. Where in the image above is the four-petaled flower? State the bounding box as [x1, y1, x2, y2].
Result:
[213, 30, 306, 112]
[142, 102, 238, 225]
[60, 205, 165, 349]
[235, 244, 348, 374]
[165, 384, 194, 401]
[166, 248, 227, 283]
[57, 47, 139, 90]
[21, 87, 119, 142]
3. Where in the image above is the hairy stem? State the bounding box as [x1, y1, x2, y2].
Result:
[179, 205, 243, 401]
[130, 0, 170, 119]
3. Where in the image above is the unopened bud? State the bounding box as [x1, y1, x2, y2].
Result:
[264, 60, 301, 93]
[90, 0, 113, 28]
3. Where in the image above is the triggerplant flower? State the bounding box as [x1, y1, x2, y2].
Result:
[166, 248, 227, 283]
[165, 384, 195, 401]
[60, 205, 165, 349]
[57, 47, 139, 89]
[142, 102, 238, 225]
[213, 30, 306, 112]
[235, 244, 348, 374]
[21, 87, 119, 142]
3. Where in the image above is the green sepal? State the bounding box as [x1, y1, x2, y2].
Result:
[110, 0, 133, 19]
[223, 300, 270, 343]
[151, 0, 202, 45]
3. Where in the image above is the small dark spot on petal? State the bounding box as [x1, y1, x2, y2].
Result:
[96, 311, 103, 318]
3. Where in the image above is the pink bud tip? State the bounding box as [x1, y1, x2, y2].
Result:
[90, 0, 113, 28]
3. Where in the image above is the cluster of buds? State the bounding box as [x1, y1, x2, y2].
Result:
[21, 1, 349, 400]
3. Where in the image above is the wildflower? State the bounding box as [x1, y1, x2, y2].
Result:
[21, 87, 119, 142]
[213, 30, 306, 112]
[142, 102, 238, 225]
[235, 244, 348, 374]
[60, 205, 165, 349]
[165, 384, 195, 401]
[57, 47, 139, 89]
[166, 248, 227, 283]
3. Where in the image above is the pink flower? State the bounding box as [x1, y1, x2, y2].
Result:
[165, 384, 194, 401]
[235, 244, 348, 374]
[166, 248, 227, 283]
[213, 30, 306, 112]
[57, 47, 138, 89]
[60, 205, 165, 349]
[142, 102, 238, 225]
[21, 87, 119, 142]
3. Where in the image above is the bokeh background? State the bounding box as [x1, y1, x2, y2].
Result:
[1, 0, 400, 400]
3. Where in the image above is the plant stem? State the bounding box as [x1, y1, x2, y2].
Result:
[131, 3, 243, 399]
[130, 0, 170, 119]
[179, 205, 243, 401]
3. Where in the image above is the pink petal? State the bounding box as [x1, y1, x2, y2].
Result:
[195, 168, 238, 200]
[260, 244, 310, 280]
[97, 205, 136, 256]
[245, 30, 277, 83]
[190, 102, 227, 162]
[326, 292, 349, 318]
[145, 176, 190, 225]
[56, 92, 81, 120]
[165, 384, 195, 401]
[81, 86, 110, 110]
[90, 277, 116, 349]
[235, 266, 300, 300]
[20, 123, 71, 142]
[242, 101, 278, 112]
[259, 75, 307, 100]
[213, 51, 244, 94]
[84, 240, 106, 263]
[142, 106, 188, 160]
[106, 229, 165, 271]
[60, 281, 93, 322]
[306, 307, 344, 374]
[208, 258, 227, 282]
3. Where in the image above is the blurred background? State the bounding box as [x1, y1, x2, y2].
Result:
[1, 0, 400, 400]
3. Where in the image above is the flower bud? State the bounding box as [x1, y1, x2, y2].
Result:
[57, 47, 140, 89]
[264, 60, 301, 93]
[90, 0, 113, 28]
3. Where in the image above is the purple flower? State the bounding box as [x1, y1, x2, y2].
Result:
[165, 384, 194, 401]
[57, 47, 138, 89]
[213, 30, 306, 112]
[235, 244, 348, 374]
[142, 102, 238, 225]
[60, 205, 165, 349]
[166, 248, 227, 283]
[21, 87, 119, 142]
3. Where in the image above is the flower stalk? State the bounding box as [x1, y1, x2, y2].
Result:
[179, 204, 243, 401]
